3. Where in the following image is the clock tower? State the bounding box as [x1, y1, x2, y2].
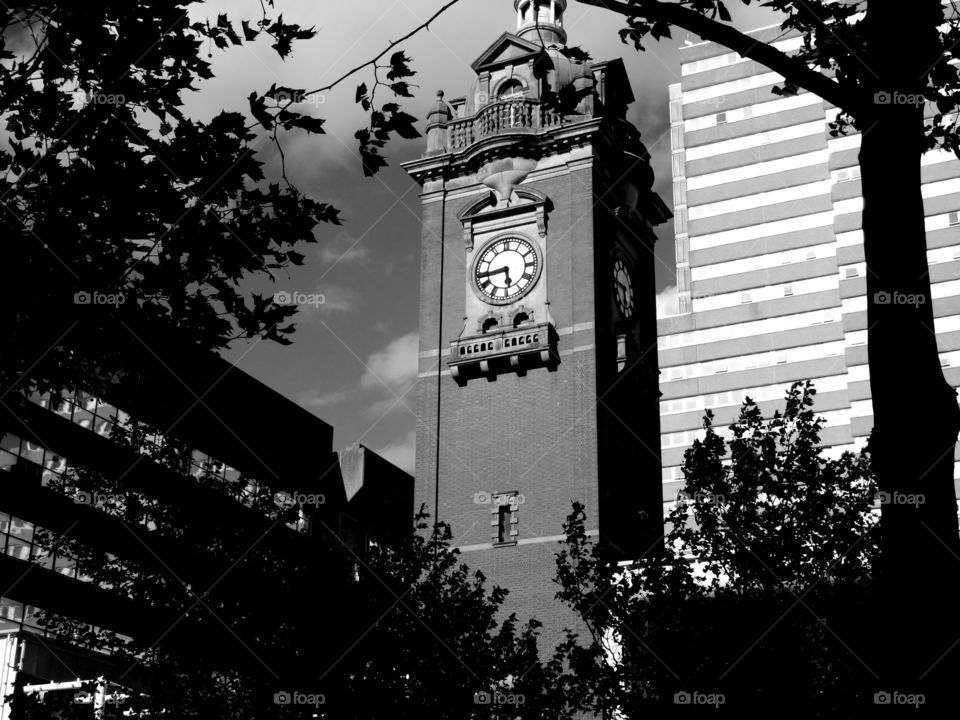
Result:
[402, 0, 671, 646]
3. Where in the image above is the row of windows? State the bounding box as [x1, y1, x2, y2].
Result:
[680, 36, 804, 77]
[0, 596, 131, 653]
[690, 210, 834, 252]
[838, 211, 960, 249]
[5, 416, 307, 534]
[1, 432, 69, 487]
[660, 439, 871, 484]
[687, 148, 827, 192]
[683, 92, 820, 133]
[689, 241, 833, 283]
[659, 374, 851, 416]
[692, 274, 838, 313]
[685, 119, 824, 162]
[659, 308, 838, 352]
[688, 180, 832, 222]
[29, 392, 311, 529]
[662, 340, 846, 382]
[682, 70, 782, 105]
[32, 390, 122, 438]
[0, 511, 93, 583]
[661, 408, 854, 450]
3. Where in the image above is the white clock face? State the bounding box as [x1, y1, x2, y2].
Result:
[474, 237, 540, 304]
[614, 258, 634, 318]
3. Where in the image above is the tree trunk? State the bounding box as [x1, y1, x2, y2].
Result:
[862, 0, 960, 709]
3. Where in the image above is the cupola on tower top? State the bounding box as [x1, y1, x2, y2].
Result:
[515, 0, 567, 45]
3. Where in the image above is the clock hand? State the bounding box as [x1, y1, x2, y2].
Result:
[477, 266, 511, 280]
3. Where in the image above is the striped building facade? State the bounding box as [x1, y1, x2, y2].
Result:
[657, 23, 960, 505]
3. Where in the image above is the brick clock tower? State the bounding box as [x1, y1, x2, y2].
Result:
[402, 0, 671, 646]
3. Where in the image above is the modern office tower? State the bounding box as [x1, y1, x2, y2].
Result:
[658, 22, 960, 506]
[0, 326, 413, 716]
[403, 0, 670, 647]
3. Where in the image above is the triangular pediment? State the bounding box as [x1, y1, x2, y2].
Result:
[471, 32, 542, 72]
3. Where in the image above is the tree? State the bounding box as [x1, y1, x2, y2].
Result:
[0, 0, 422, 403]
[553, 381, 884, 718]
[568, 0, 960, 696]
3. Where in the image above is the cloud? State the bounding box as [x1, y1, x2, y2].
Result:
[361, 332, 419, 394]
[374, 430, 416, 474]
[656, 284, 678, 318]
[299, 388, 350, 409]
[361, 331, 420, 418]
[318, 230, 369, 266]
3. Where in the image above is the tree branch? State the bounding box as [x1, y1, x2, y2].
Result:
[305, 0, 465, 97]
[574, 0, 860, 117]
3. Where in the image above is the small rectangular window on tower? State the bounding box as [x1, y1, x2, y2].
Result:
[497, 505, 510, 543]
[716, 111, 727, 125]
[949, 211, 960, 227]
[784, 284, 794, 297]
[491, 492, 520, 546]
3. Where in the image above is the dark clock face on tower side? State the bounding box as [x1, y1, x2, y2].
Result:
[474, 236, 540, 304]
[614, 257, 634, 318]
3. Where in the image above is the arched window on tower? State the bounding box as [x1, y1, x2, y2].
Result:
[482, 317, 499, 334]
[497, 79, 526, 100]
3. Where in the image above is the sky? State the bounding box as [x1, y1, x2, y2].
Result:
[184, 0, 780, 473]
